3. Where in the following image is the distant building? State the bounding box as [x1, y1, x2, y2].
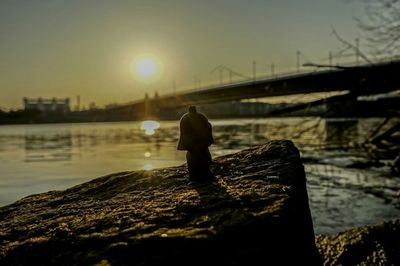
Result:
[23, 97, 70, 113]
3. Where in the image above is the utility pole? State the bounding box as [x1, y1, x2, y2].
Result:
[271, 63, 275, 77]
[296, 50, 300, 72]
[355, 38, 360, 65]
[252, 60, 256, 81]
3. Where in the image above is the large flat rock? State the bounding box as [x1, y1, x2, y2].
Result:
[0, 140, 321, 265]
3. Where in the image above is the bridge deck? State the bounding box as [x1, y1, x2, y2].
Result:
[112, 60, 400, 116]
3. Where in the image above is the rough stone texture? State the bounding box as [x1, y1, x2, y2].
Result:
[316, 219, 400, 266]
[0, 140, 321, 265]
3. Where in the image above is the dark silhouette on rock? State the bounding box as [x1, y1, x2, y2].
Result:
[0, 140, 321, 265]
[177, 106, 214, 181]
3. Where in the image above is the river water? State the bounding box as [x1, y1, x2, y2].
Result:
[0, 117, 399, 234]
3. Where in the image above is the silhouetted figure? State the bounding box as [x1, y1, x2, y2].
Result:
[177, 106, 214, 180]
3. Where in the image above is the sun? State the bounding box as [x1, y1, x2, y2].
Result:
[132, 54, 163, 83]
[137, 58, 157, 77]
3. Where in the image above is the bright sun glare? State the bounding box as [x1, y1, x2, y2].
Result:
[132, 55, 162, 83]
[137, 58, 157, 77]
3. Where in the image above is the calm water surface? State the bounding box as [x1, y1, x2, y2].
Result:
[0, 117, 399, 234]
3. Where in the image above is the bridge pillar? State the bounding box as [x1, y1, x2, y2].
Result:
[326, 94, 358, 117]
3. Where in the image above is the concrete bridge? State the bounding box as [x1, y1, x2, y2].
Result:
[109, 60, 400, 119]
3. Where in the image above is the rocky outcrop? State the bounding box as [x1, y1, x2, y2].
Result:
[0, 140, 321, 265]
[317, 219, 400, 266]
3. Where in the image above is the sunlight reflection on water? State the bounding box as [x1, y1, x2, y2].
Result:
[143, 164, 154, 171]
[140, 120, 160, 135]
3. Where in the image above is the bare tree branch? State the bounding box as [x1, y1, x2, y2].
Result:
[356, 0, 400, 56]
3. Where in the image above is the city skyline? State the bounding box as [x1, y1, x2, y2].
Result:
[0, 0, 365, 110]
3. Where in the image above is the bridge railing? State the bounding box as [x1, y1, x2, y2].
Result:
[178, 56, 400, 95]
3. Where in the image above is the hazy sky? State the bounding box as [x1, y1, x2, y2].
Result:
[0, 0, 365, 110]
